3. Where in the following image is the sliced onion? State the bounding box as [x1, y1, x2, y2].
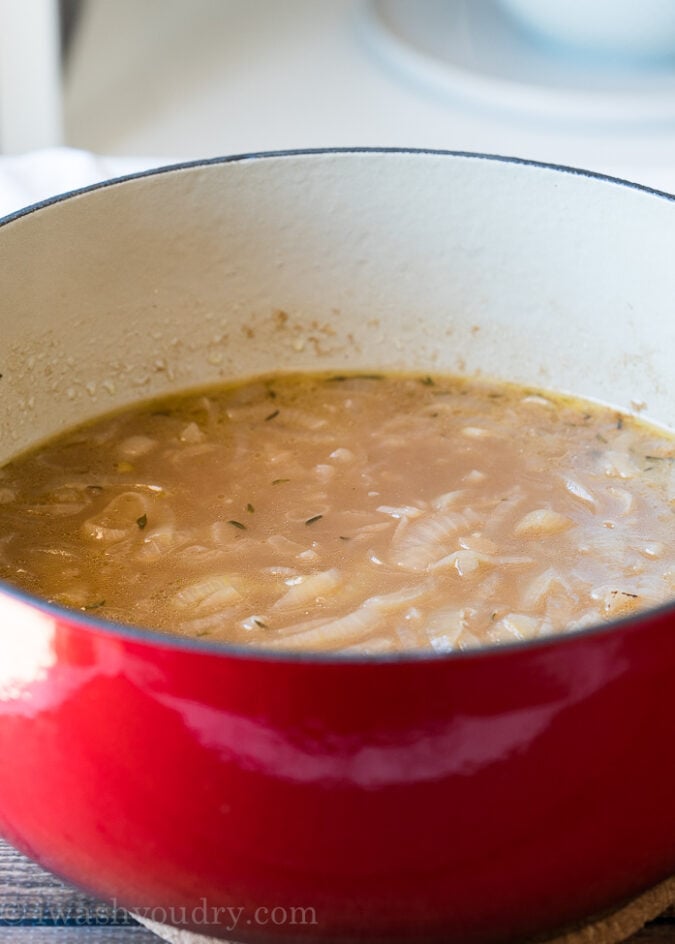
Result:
[173, 575, 242, 611]
[487, 613, 540, 643]
[564, 478, 596, 507]
[514, 509, 574, 538]
[271, 569, 342, 610]
[392, 512, 478, 572]
[341, 636, 396, 654]
[270, 604, 381, 651]
[81, 492, 153, 543]
[119, 435, 157, 458]
[377, 504, 425, 519]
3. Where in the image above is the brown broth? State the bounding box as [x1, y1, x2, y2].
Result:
[0, 372, 674, 652]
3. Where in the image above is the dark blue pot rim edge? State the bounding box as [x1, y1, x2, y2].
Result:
[1, 146, 674, 230]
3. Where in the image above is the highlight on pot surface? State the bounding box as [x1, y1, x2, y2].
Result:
[1, 368, 673, 653]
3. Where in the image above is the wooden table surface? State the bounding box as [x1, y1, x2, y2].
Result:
[1, 840, 156, 943]
[1, 839, 674, 943]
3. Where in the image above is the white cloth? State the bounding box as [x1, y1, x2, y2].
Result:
[0, 147, 170, 219]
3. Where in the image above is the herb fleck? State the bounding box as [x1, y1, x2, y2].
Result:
[265, 409, 280, 421]
[136, 514, 148, 529]
[254, 618, 268, 629]
[305, 514, 323, 526]
[328, 373, 383, 383]
[272, 478, 290, 485]
[246, 503, 255, 513]
[420, 376, 435, 386]
[228, 519, 246, 530]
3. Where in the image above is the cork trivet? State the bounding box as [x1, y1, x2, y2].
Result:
[539, 874, 675, 944]
[132, 874, 675, 944]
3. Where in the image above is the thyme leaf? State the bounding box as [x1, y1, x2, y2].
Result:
[305, 514, 323, 526]
[328, 373, 383, 383]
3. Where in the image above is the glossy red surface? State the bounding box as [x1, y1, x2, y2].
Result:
[2, 149, 675, 943]
[1, 589, 674, 943]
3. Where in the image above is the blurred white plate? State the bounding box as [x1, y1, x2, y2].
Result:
[361, 0, 675, 124]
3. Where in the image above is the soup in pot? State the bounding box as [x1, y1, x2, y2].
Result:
[0, 372, 673, 653]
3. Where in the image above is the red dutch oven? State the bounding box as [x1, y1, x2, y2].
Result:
[0, 150, 673, 943]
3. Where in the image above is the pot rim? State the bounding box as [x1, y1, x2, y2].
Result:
[1, 146, 673, 664]
[1, 147, 674, 232]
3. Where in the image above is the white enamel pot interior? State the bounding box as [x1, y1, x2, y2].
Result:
[1, 150, 673, 469]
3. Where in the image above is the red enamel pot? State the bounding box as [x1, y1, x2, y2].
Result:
[0, 150, 674, 944]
